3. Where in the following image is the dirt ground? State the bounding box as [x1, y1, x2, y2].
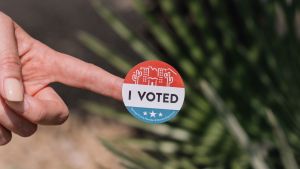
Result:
[0, 0, 141, 169]
[0, 114, 132, 169]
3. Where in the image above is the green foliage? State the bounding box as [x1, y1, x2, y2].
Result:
[78, 0, 300, 168]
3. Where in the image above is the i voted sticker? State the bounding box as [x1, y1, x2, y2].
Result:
[122, 60, 185, 124]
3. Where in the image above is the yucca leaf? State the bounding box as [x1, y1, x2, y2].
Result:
[77, 31, 132, 73]
[200, 80, 270, 169]
[79, 1, 300, 168]
[133, 0, 197, 78]
[160, 0, 204, 63]
[101, 139, 163, 169]
[81, 101, 190, 141]
[266, 109, 299, 169]
[117, 138, 179, 154]
[90, 0, 159, 61]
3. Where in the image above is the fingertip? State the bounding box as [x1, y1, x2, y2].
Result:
[18, 124, 37, 137]
[112, 77, 124, 101]
[54, 104, 69, 125]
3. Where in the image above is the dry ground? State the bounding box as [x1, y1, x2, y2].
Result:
[0, 113, 132, 169]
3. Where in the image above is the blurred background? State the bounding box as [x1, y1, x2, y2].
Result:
[1, 0, 300, 169]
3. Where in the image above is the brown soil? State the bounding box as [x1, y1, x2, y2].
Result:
[0, 114, 132, 169]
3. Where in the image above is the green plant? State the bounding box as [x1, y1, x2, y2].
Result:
[78, 0, 300, 168]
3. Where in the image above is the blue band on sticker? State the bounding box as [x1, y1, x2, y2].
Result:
[126, 107, 179, 124]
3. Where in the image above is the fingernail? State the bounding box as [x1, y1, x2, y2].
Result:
[4, 78, 24, 102]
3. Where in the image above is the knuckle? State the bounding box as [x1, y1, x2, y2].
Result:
[25, 102, 44, 124]
[31, 110, 45, 124]
[0, 55, 21, 73]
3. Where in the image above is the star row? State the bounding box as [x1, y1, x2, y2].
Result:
[143, 111, 163, 117]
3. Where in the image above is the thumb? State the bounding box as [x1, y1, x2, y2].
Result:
[0, 12, 24, 102]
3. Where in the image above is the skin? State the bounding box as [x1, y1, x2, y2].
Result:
[0, 12, 123, 145]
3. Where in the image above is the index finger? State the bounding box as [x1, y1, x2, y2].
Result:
[46, 51, 123, 100]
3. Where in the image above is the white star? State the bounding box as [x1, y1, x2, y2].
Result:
[143, 112, 148, 116]
[159, 113, 163, 117]
[150, 111, 156, 117]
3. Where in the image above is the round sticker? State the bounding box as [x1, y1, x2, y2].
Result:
[122, 60, 185, 124]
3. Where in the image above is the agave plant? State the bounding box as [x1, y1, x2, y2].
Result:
[78, 0, 300, 168]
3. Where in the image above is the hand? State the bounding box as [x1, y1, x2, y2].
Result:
[0, 12, 123, 144]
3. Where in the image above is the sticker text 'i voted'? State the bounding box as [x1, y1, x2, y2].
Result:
[127, 90, 178, 103]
